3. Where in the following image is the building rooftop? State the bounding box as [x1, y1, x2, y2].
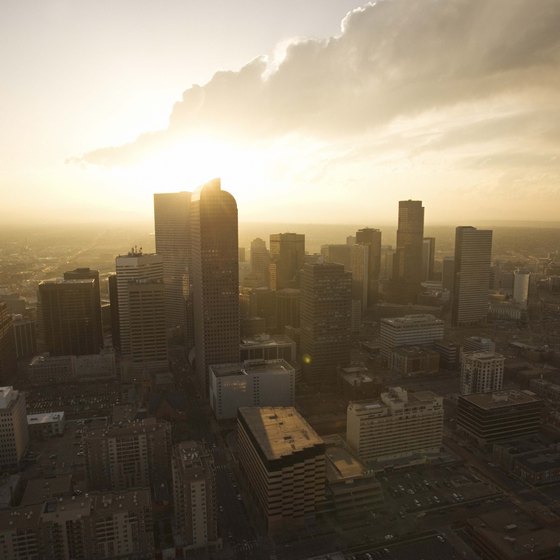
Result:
[211, 359, 293, 378]
[393, 345, 439, 357]
[238, 407, 323, 461]
[381, 314, 443, 327]
[460, 390, 541, 410]
[21, 475, 72, 506]
[0, 386, 18, 409]
[240, 334, 295, 347]
[323, 437, 367, 481]
[27, 411, 64, 425]
[463, 351, 505, 361]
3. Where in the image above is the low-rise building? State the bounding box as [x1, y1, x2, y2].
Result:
[460, 352, 505, 395]
[27, 411, 65, 438]
[390, 346, 439, 376]
[209, 359, 295, 421]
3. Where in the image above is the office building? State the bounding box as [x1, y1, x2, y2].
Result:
[391, 200, 424, 302]
[248, 287, 276, 331]
[0, 489, 154, 560]
[11, 315, 36, 359]
[63, 267, 103, 348]
[108, 273, 120, 350]
[463, 336, 495, 354]
[84, 417, 171, 491]
[172, 441, 218, 549]
[441, 256, 455, 294]
[350, 243, 370, 312]
[269, 233, 305, 290]
[379, 314, 444, 360]
[347, 387, 443, 463]
[240, 334, 296, 363]
[391, 346, 440, 376]
[0, 387, 29, 468]
[513, 270, 530, 308]
[191, 179, 240, 398]
[27, 411, 65, 438]
[0, 303, 16, 384]
[154, 191, 192, 340]
[322, 435, 384, 521]
[457, 390, 543, 446]
[209, 359, 295, 420]
[250, 238, 270, 287]
[452, 226, 493, 326]
[355, 228, 382, 306]
[422, 237, 435, 281]
[38, 279, 100, 356]
[115, 251, 167, 370]
[460, 352, 505, 395]
[321, 244, 351, 271]
[300, 263, 352, 384]
[237, 407, 326, 535]
[275, 288, 300, 331]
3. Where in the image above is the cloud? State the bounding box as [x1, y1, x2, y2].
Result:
[78, 0, 560, 166]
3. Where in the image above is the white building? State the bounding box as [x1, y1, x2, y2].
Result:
[27, 411, 65, 438]
[347, 387, 443, 463]
[460, 352, 505, 396]
[0, 387, 29, 467]
[379, 314, 444, 360]
[209, 359, 295, 420]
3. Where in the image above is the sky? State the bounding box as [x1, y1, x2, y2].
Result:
[2, 0, 560, 226]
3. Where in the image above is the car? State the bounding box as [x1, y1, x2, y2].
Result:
[384, 534, 394, 541]
[437, 535, 445, 543]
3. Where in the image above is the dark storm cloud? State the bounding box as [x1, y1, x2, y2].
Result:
[79, 0, 560, 166]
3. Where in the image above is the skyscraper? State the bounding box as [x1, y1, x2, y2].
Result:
[0, 386, 29, 468]
[63, 268, 103, 349]
[191, 179, 239, 397]
[153, 192, 192, 341]
[0, 303, 17, 384]
[38, 279, 100, 356]
[355, 228, 382, 306]
[391, 200, 424, 302]
[115, 251, 167, 369]
[250, 237, 270, 287]
[269, 233, 305, 290]
[422, 237, 436, 281]
[452, 227, 492, 326]
[300, 262, 352, 385]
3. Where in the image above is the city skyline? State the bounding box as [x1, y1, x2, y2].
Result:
[2, 0, 560, 226]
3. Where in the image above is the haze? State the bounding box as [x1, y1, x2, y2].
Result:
[2, 0, 560, 225]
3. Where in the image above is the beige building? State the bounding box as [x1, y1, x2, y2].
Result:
[0, 489, 154, 560]
[172, 441, 218, 549]
[237, 407, 326, 535]
[27, 411, 65, 438]
[460, 352, 505, 395]
[347, 387, 443, 463]
[0, 386, 29, 468]
[84, 417, 171, 491]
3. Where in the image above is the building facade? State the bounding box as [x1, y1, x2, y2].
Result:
[347, 387, 443, 463]
[237, 407, 325, 535]
[191, 179, 240, 398]
[300, 263, 352, 385]
[452, 226, 493, 326]
[269, 233, 305, 290]
[0, 386, 29, 468]
[460, 351, 505, 395]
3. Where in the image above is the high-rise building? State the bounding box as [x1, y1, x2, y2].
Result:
[275, 288, 300, 331]
[191, 179, 240, 398]
[347, 387, 443, 463]
[379, 314, 444, 360]
[513, 270, 530, 308]
[300, 263, 352, 384]
[452, 227, 493, 326]
[63, 267, 103, 348]
[250, 237, 270, 287]
[108, 273, 120, 350]
[209, 359, 295, 420]
[0, 303, 17, 384]
[38, 279, 100, 356]
[115, 252, 167, 369]
[237, 407, 326, 535]
[12, 315, 36, 360]
[355, 228, 382, 306]
[422, 237, 436, 281]
[0, 386, 29, 467]
[350, 244, 370, 310]
[84, 417, 171, 491]
[172, 441, 218, 549]
[391, 200, 424, 302]
[269, 233, 305, 290]
[321, 244, 352, 271]
[153, 191, 192, 341]
[441, 256, 455, 294]
[460, 352, 505, 395]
